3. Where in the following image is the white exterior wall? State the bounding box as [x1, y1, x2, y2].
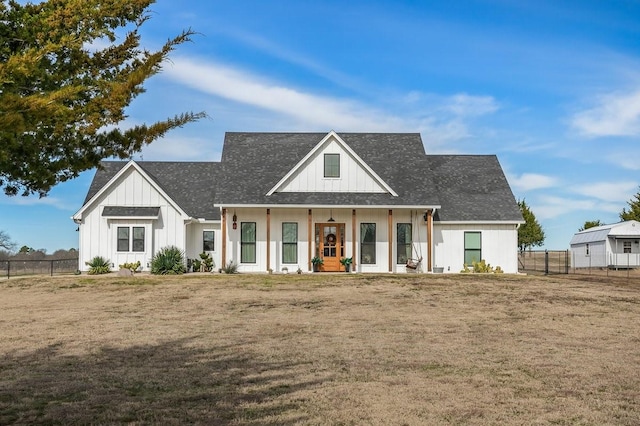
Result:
[77, 167, 188, 272]
[433, 223, 519, 273]
[185, 222, 222, 271]
[279, 139, 386, 193]
[224, 207, 430, 273]
[571, 241, 607, 268]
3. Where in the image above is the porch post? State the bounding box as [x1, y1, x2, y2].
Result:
[388, 209, 393, 272]
[221, 208, 227, 268]
[308, 209, 312, 271]
[352, 209, 357, 271]
[426, 209, 433, 272]
[266, 208, 271, 272]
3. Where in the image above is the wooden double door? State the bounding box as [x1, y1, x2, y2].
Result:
[317, 222, 345, 272]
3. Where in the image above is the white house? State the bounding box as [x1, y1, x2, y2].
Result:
[570, 220, 640, 269]
[72, 131, 524, 273]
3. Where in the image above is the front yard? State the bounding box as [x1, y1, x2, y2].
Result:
[1, 273, 639, 424]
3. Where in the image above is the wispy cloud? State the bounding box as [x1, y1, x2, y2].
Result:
[571, 89, 640, 137]
[2, 195, 70, 210]
[533, 195, 619, 220]
[162, 56, 499, 148]
[510, 173, 558, 191]
[570, 181, 638, 203]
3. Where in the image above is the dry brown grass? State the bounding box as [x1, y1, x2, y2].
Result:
[1, 273, 639, 425]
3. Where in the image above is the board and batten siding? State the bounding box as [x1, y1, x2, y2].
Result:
[278, 139, 387, 193]
[77, 167, 187, 272]
[433, 223, 519, 273]
[185, 222, 221, 271]
[225, 207, 429, 273]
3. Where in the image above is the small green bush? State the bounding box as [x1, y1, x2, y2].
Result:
[151, 246, 186, 275]
[119, 261, 141, 272]
[461, 259, 503, 274]
[222, 261, 238, 274]
[85, 256, 111, 275]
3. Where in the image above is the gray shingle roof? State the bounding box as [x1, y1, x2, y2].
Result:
[216, 132, 441, 206]
[102, 206, 160, 217]
[81, 132, 522, 224]
[84, 161, 220, 220]
[428, 155, 523, 222]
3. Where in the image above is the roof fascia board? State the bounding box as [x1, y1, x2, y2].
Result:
[266, 130, 398, 196]
[72, 160, 188, 220]
[220, 204, 441, 210]
[434, 220, 525, 225]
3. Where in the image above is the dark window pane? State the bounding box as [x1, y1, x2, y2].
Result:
[117, 227, 129, 252]
[203, 230, 215, 251]
[241, 223, 256, 263]
[282, 223, 297, 263]
[360, 223, 376, 264]
[397, 223, 412, 264]
[132, 227, 145, 252]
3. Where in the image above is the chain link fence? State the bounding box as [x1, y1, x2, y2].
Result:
[0, 258, 79, 279]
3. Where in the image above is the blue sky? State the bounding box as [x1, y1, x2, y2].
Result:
[2, 0, 640, 252]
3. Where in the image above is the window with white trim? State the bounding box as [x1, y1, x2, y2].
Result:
[282, 223, 298, 263]
[203, 230, 215, 251]
[117, 226, 145, 252]
[324, 153, 340, 178]
[241, 222, 256, 263]
[464, 232, 481, 265]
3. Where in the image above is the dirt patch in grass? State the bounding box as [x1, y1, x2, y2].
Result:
[1, 273, 639, 424]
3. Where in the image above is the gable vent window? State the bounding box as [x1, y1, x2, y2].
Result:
[324, 153, 340, 178]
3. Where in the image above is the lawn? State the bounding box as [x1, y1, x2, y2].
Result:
[1, 273, 639, 425]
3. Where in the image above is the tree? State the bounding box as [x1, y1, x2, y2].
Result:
[579, 220, 603, 231]
[620, 187, 640, 221]
[18, 245, 34, 254]
[517, 199, 545, 251]
[0, 0, 205, 196]
[0, 230, 16, 251]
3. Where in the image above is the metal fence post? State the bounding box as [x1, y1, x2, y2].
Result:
[544, 250, 549, 275]
[7, 260, 10, 279]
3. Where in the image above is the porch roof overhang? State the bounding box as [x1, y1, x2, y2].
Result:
[102, 206, 160, 219]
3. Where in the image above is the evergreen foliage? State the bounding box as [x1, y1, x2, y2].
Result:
[0, 0, 205, 196]
[150, 246, 186, 275]
[517, 199, 545, 251]
[579, 220, 603, 231]
[85, 255, 111, 274]
[620, 187, 640, 221]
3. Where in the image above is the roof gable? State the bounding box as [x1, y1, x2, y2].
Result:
[75, 160, 221, 221]
[570, 220, 640, 245]
[267, 131, 396, 196]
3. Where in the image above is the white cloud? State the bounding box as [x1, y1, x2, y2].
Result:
[2, 195, 69, 210]
[443, 93, 499, 117]
[510, 173, 558, 191]
[571, 89, 640, 137]
[571, 181, 638, 203]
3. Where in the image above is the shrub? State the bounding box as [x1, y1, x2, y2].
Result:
[221, 261, 238, 274]
[119, 261, 141, 272]
[85, 256, 111, 275]
[151, 246, 186, 275]
[460, 259, 503, 274]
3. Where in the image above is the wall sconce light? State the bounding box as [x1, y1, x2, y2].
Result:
[232, 211, 237, 230]
[423, 212, 428, 222]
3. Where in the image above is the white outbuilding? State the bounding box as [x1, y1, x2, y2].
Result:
[570, 220, 640, 269]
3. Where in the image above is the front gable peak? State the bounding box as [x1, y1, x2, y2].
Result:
[267, 131, 397, 196]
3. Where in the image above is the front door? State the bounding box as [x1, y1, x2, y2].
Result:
[319, 223, 343, 272]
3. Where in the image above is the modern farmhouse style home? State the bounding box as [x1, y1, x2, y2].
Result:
[73, 131, 523, 273]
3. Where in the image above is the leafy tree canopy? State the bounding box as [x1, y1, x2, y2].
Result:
[579, 220, 603, 232]
[517, 199, 545, 251]
[620, 187, 640, 222]
[0, 0, 205, 196]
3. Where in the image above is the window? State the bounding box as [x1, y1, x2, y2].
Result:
[117, 227, 129, 252]
[586, 243, 590, 256]
[324, 153, 340, 178]
[132, 227, 145, 252]
[203, 230, 215, 251]
[624, 241, 632, 254]
[397, 223, 412, 264]
[117, 226, 145, 252]
[241, 222, 256, 263]
[282, 223, 298, 263]
[360, 223, 376, 264]
[464, 232, 481, 265]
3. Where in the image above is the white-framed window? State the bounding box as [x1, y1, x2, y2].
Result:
[117, 226, 145, 252]
[586, 243, 590, 256]
[203, 230, 215, 252]
[282, 222, 298, 264]
[241, 222, 256, 263]
[623, 241, 632, 254]
[397, 223, 412, 264]
[464, 232, 481, 265]
[324, 153, 340, 178]
[360, 223, 376, 264]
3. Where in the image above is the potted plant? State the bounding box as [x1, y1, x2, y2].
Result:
[311, 256, 323, 272]
[340, 257, 352, 273]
